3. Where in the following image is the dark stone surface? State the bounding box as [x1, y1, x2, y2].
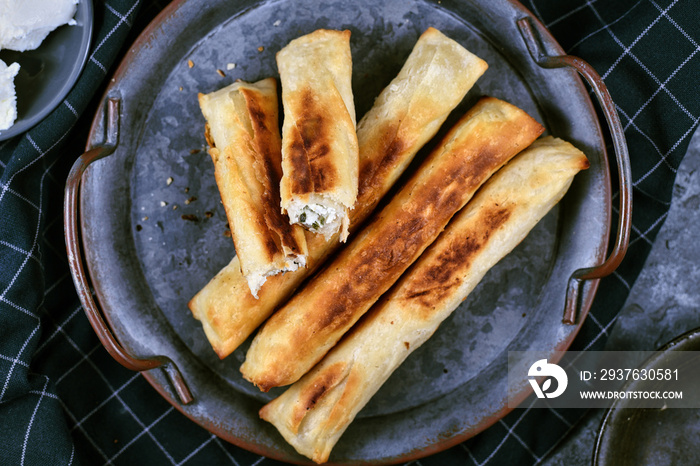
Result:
[543, 126, 700, 464]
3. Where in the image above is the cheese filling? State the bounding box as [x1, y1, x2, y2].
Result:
[288, 201, 344, 239]
[246, 254, 306, 299]
[0, 59, 20, 131]
[298, 204, 337, 232]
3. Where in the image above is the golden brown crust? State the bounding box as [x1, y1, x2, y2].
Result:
[239, 86, 304, 256]
[288, 360, 349, 433]
[402, 204, 512, 309]
[284, 87, 341, 195]
[352, 26, 490, 226]
[241, 96, 544, 391]
[258, 136, 589, 463]
[197, 78, 307, 297]
[189, 27, 488, 359]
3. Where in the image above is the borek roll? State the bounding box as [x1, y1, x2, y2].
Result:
[198, 78, 308, 298]
[277, 29, 359, 241]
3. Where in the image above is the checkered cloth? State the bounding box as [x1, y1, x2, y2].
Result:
[1, 0, 698, 464]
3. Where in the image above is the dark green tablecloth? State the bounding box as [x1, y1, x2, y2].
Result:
[1, 0, 698, 464]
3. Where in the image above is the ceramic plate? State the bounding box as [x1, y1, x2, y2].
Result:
[0, 0, 93, 140]
[594, 328, 700, 466]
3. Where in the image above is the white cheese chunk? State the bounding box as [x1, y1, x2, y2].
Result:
[0, 0, 79, 52]
[0, 59, 20, 131]
[287, 201, 344, 240]
[246, 254, 306, 299]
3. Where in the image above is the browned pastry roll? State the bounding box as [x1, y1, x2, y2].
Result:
[189, 27, 488, 359]
[241, 96, 544, 391]
[197, 77, 307, 298]
[259, 136, 590, 463]
[277, 29, 358, 241]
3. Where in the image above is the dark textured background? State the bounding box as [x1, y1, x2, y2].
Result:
[1, 1, 698, 464]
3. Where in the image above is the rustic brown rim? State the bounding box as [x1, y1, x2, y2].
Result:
[516, 16, 631, 325]
[64, 97, 194, 406]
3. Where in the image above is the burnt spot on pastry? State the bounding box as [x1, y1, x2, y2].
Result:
[578, 157, 591, 171]
[287, 137, 314, 193]
[317, 283, 356, 331]
[243, 90, 270, 136]
[403, 206, 512, 311]
[203, 122, 215, 150]
[286, 87, 339, 194]
[357, 123, 405, 202]
[288, 362, 348, 431]
[241, 85, 307, 257]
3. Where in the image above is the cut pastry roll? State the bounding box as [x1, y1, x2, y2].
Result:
[189, 27, 488, 359]
[198, 78, 307, 298]
[241, 97, 544, 391]
[259, 136, 590, 464]
[277, 29, 359, 241]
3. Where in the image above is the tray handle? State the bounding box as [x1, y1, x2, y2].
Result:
[64, 97, 193, 405]
[517, 17, 632, 325]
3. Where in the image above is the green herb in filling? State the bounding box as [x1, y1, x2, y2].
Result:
[299, 212, 307, 223]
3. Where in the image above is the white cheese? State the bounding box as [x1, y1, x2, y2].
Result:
[0, 0, 79, 52]
[0, 59, 20, 131]
[286, 200, 348, 241]
[296, 203, 338, 232]
[246, 255, 306, 299]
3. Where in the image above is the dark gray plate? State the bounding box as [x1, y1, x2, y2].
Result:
[76, 0, 614, 463]
[0, 0, 93, 141]
[594, 328, 700, 466]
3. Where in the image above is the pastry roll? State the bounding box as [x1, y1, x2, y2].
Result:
[198, 78, 308, 298]
[241, 97, 544, 391]
[189, 27, 488, 359]
[259, 136, 590, 463]
[277, 29, 359, 241]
